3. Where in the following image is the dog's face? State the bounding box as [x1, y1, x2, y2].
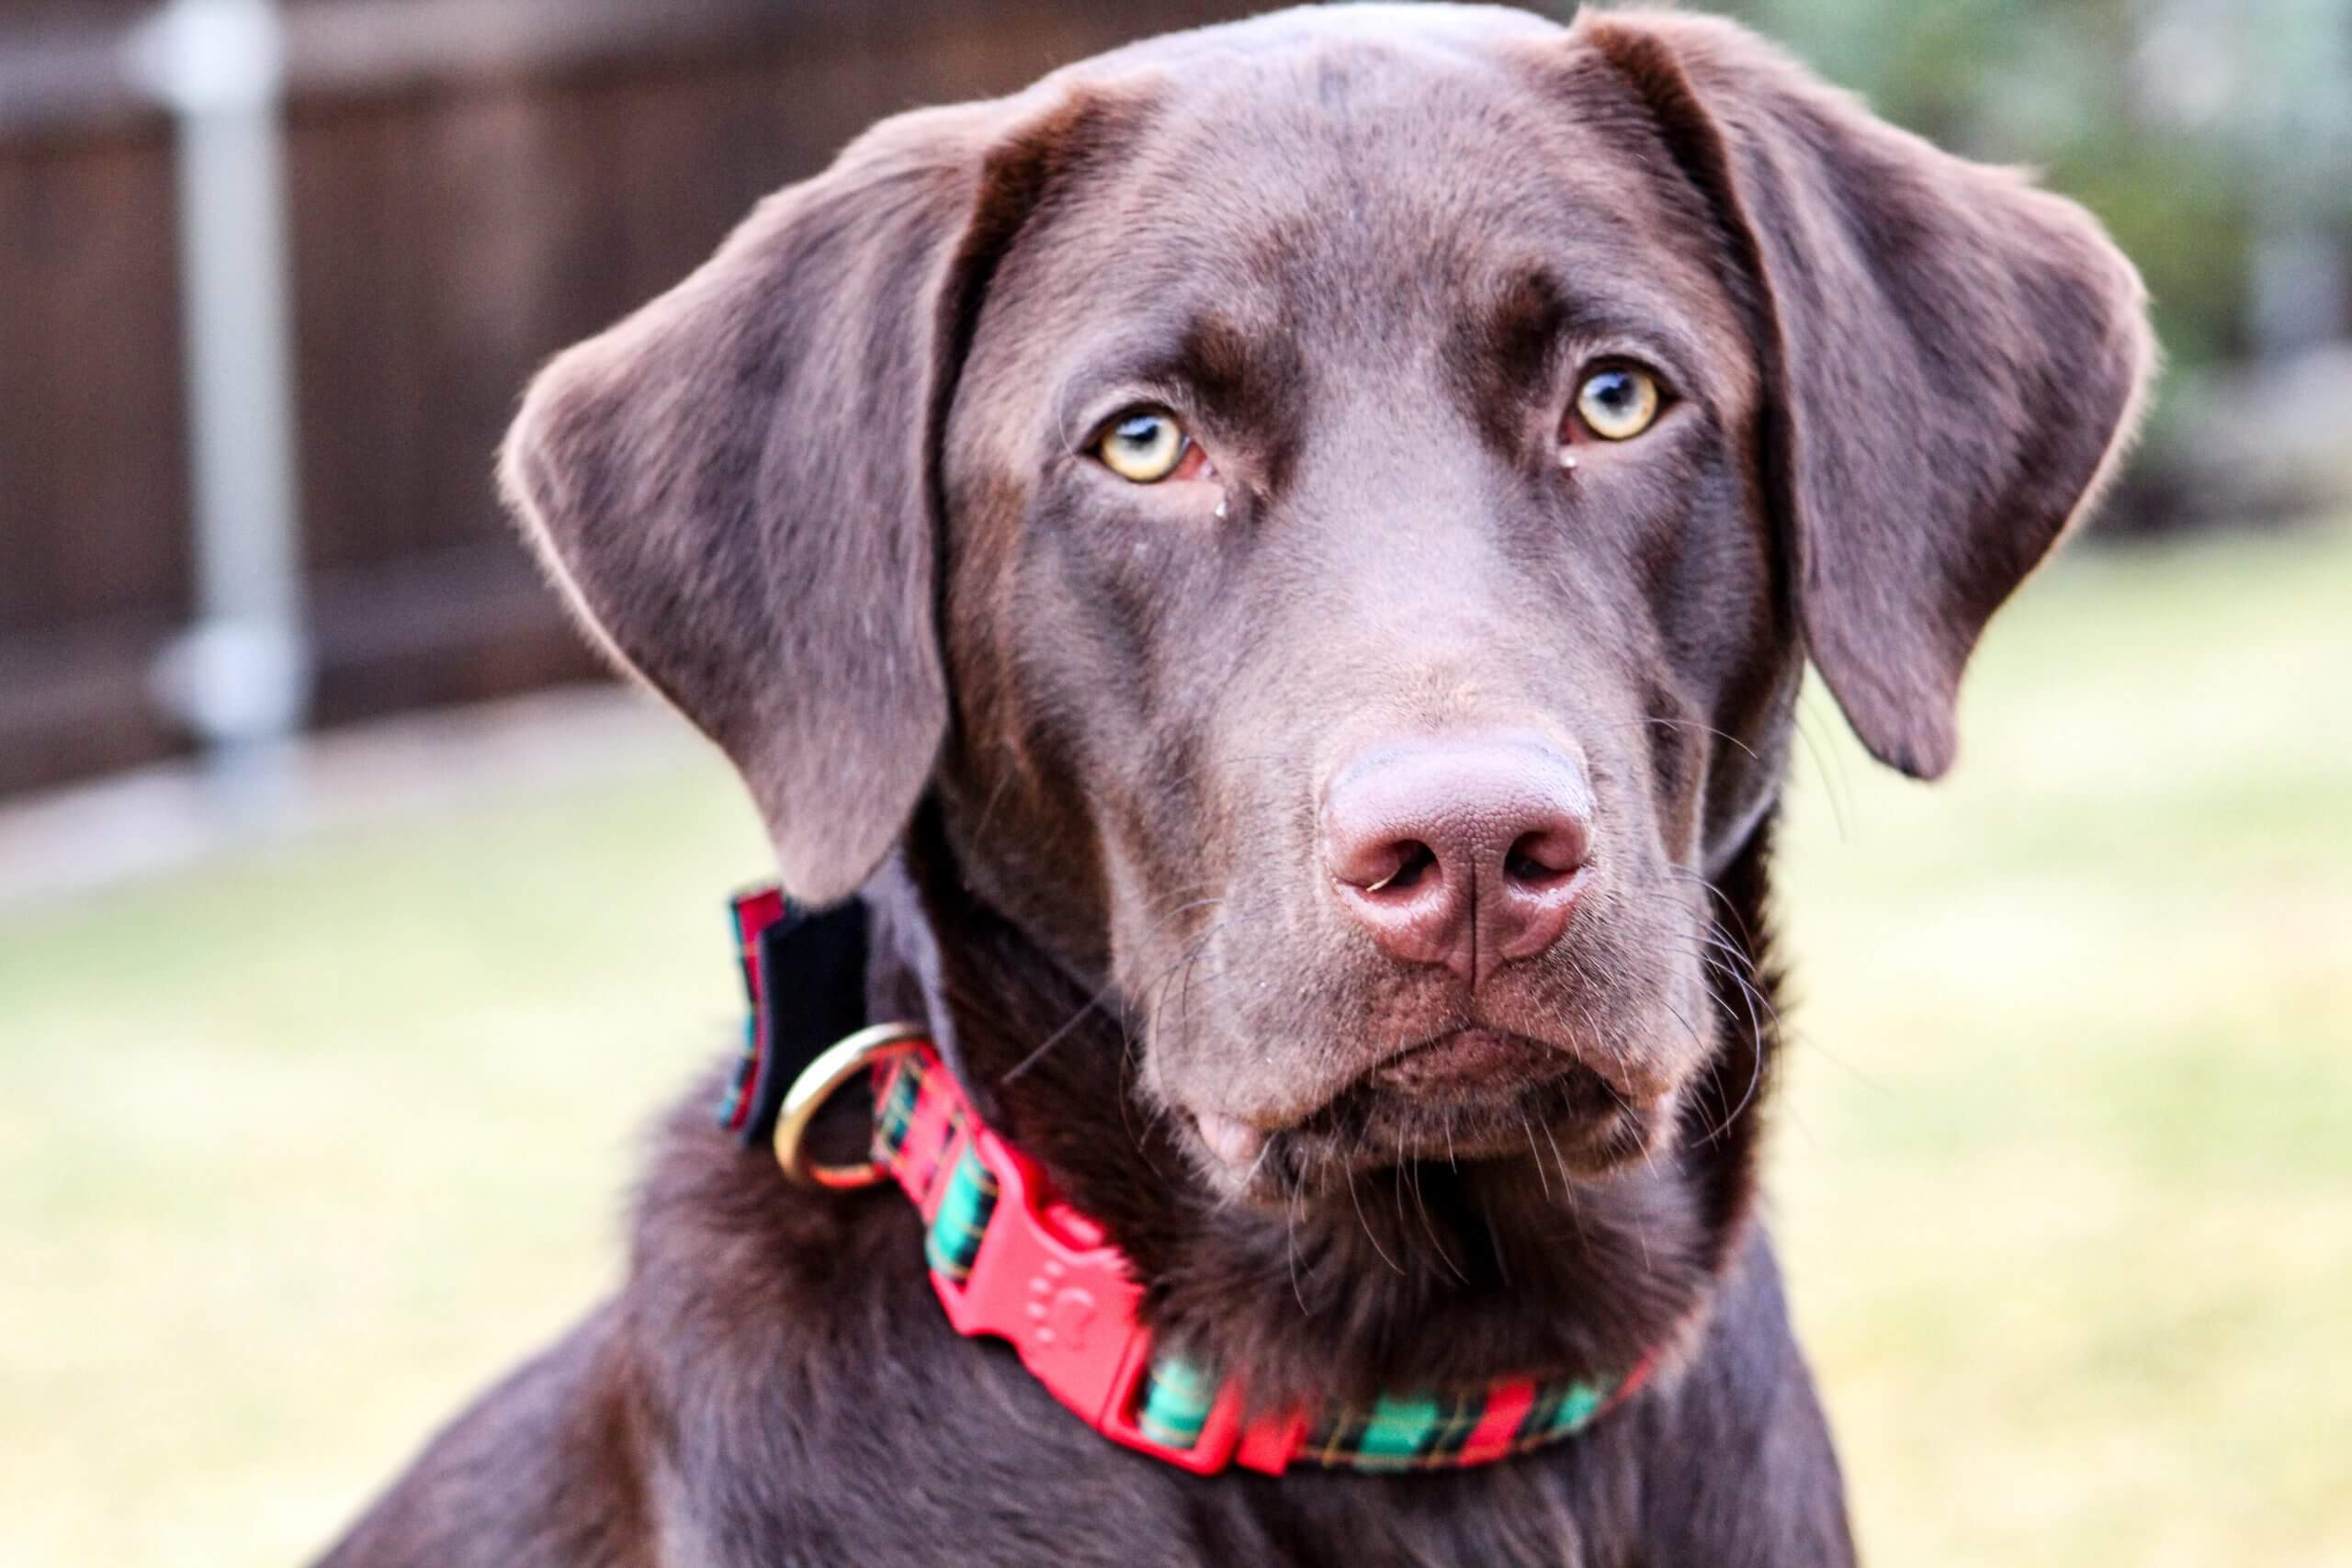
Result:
[937, 39, 1781, 1190]
[502, 7, 2149, 1201]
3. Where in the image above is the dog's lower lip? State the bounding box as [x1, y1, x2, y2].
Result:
[1263, 1054, 1644, 1188]
[1373, 1027, 1561, 1094]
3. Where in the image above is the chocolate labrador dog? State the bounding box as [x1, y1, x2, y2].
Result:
[318, 5, 2150, 1563]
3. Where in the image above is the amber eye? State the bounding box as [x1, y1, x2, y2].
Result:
[1095, 408, 1190, 482]
[1574, 367, 1661, 441]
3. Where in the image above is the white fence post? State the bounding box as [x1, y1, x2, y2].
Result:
[126, 0, 309, 814]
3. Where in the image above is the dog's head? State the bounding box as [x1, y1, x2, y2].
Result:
[503, 6, 2149, 1204]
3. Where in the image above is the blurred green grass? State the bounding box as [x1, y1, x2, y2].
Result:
[3, 524, 2347, 1566]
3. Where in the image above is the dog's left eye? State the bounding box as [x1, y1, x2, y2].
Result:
[1093, 408, 1201, 483]
[1570, 367, 1663, 442]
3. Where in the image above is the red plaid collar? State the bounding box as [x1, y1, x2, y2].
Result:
[724, 883, 1655, 1476]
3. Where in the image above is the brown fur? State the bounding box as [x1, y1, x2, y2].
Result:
[320, 6, 2150, 1564]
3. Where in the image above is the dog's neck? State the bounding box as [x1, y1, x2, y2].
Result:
[865, 816, 1781, 1413]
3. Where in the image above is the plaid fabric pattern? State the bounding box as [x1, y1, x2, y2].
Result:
[1305, 1391, 1471, 1471]
[1518, 1380, 1609, 1449]
[872, 1053, 964, 1217]
[716, 886, 787, 1132]
[923, 1144, 1000, 1284]
[872, 1057, 922, 1162]
[1135, 1357, 1216, 1451]
[1297, 1376, 1613, 1472]
[715, 1010, 759, 1132]
[862, 1051, 1002, 1285]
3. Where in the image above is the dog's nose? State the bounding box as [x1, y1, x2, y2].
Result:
[1321, 735, 1592, 984]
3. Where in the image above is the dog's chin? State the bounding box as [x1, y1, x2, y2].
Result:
[1181, 1051, 1662, 1206]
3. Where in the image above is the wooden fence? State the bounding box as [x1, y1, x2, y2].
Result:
[0, 0, 1252, 795]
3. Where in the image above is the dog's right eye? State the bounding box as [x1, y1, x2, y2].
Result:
[1093, 408, 1201, 483]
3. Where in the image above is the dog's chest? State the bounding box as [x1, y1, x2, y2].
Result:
[655, 1336, 1650, 1568]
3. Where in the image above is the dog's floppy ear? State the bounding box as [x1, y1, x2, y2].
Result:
[501, 96, 1075, 899]
[1578, 12, 2154, 778]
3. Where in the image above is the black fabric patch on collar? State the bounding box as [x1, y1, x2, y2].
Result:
[729, 894, 871, 1148]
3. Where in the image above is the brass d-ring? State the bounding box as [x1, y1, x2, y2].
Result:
[772, 1021, 927, 1190]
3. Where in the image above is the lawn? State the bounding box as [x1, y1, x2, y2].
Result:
[3, 522, 2346, 1565]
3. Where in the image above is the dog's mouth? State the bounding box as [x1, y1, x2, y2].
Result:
[1366, 1026, 1565, 1099]
[1184, 1026, 1655, 1201]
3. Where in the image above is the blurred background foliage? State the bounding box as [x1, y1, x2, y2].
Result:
[1727, 0, 2352, 532]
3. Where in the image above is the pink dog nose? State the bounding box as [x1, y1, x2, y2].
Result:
[1321, 735, 1592, 984]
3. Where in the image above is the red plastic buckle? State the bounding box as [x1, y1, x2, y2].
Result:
[922, 1124, 1305, 1475]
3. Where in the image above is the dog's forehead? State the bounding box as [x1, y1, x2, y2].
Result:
[988, 15, 1743, 389]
